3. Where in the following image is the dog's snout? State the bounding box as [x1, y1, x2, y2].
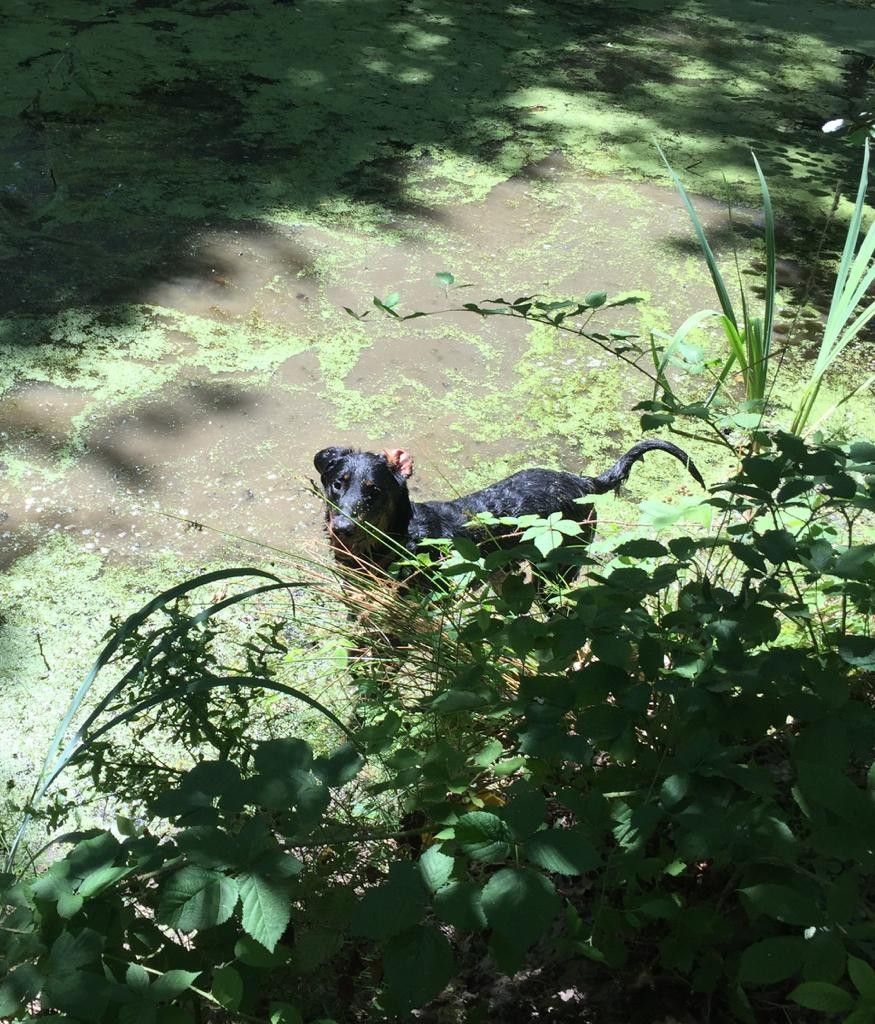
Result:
[330, 515, 356, 536]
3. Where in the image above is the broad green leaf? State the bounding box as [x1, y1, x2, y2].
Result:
[501, 781, 547, 840]
[419, 846, 454, 894]
[126, 963, 151, 993]
[0, 965, 43, 1016]
[802, 930, 846, 983]
[739, 884, 823, 926]
[455, 811, 513, 862]
[435, 271, 454, 287]
[234, 935, 289, 968]
[383, 925, 455, 1012]
[270, 1003, 304, 1024]
[788, 981, 854, 1012]
[524, 827, 601, 875]
[434, 881, 487, 931]
[615, 539, 669, 558]
[849, 956, 875, 1000]
[47, 928, 104, 972]
[238, 874, 291, 953]
[585, 291, 607, 307]
[350, 862, 426, 940]
[212, 966, 243, 1010]
[151, 971, 201, 1002]
[481, 867, 560, 952]
[57, 891, 84, 919]
[738, 936, 805, 985]
[157, 868, 238, 932]
[660, 774, 690, 808]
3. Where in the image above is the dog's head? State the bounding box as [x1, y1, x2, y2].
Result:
[313, 446, 414, 563]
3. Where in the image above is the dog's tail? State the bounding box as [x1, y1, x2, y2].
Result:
[589, 440, 705, 494]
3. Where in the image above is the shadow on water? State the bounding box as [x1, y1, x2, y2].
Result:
[1, 0, 871, 320]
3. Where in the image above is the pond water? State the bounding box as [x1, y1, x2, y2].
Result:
[1, 0, 872, 804]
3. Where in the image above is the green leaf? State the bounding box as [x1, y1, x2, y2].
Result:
[126, 963, 151, 993]
[839, 636, 875, 669]
[849, 956, 875, 1000]
[157, 868, 238, 932]
[455, 811, 513, 863]
[481, 867, 560, 953]
[615, 539, 669, 558]
[419, 846, 455, 894]
[270, 1003, 304, 1024]
[234, 935, 289, 968]
[524, 827, 601, 875]
[350, 862, 426, 940]
[0, 965, 43, 1016]
[738, 936, 805, 985]
[57, 891, 84, 919]
[151, 971, 201, 1002]
[585, 291, 607, 307]
[802, 930, 847, 983]
[383, 925, 455, 1012]
[384, 291, 400, 308]
[788, 981, 854, 1012]
[660, 774, 690, 808]
[843, 1008, 875, 1024]
[739, 884, 823, 926]
[313, 744, 364, 787]
[238, 873, 291, 953]
[212, 966, 243, 1010]
[434, 880, 487, 931]
[755, 529, 797, 564]
[501, 781, 547, 840]
[435, 271, 454, 287]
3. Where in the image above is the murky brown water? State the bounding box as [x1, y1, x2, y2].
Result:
[0, 166, 759, 573]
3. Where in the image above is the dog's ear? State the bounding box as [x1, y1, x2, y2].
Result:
[314, 446, 353, 478]
[383, 448, 414, 479]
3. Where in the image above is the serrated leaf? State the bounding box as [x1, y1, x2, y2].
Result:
[501, 781, 546, 840]
[350, 862, 426, 940]
[151, 971, 201, 1002]
[615, 539, 669, 558]
[157, 868, 238, 932]
[788, 981, 855, 1012]
[383, 925, 455, 1012]
[239, 874, 291, 953]
[738, 936, 805, 985]
[419, 846, 454, 893]
[212, 965, 243, 1010]
[455, 812, 513, 863]
[57, 891, 84, 919]
[434, 880, 487, 931]
[524, 827, 601, 875]
[481, 867, 560, 953]
[234, 935, 288, 968]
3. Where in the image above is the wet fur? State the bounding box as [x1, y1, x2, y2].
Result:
[314, 441, 704, 571]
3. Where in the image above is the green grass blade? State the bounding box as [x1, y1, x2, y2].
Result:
[49, 675, 359, 793]
[751, 152, 776, 368]
[656, 142, 738, 329]
[8, 567, 294, 868]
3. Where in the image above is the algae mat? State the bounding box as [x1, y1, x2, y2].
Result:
[1, 0, 873, 810]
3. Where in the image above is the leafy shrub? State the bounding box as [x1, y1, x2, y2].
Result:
[2, 428, 874, 1023]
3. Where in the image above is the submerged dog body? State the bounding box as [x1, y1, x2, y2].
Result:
[314, 441, 704, 569]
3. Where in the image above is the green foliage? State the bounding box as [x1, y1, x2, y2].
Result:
[2, 429, 873, 1021]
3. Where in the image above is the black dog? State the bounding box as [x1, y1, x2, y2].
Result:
[313, 440, 704, 570]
